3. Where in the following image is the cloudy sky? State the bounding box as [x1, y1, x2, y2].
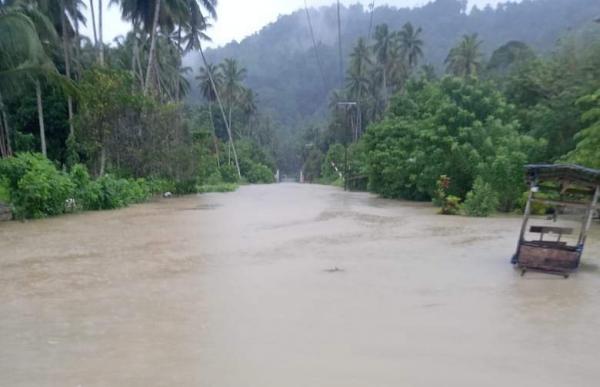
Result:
[82, 0, 517, 48]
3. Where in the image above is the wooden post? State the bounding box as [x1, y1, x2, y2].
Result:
[578, 185, 600, 248]
[515, 184, 535, 257]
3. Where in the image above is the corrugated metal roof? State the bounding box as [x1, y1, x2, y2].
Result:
[525, 164, 600, 186]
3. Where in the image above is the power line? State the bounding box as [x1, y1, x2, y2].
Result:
[368, 0, 376, 40]
[303, 0, 328, 94]
[336, 0, 344, 87]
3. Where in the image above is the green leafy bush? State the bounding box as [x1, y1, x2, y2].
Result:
[245, 163, 274, 184]
[441, 195, 462, 215]
[0, 153, 74, 218]
[364, 77, 543, 205]
[173, 179, 198, 195]
[219, 165, 239, 183]
[197, 183, 238, 193]
[0, 177, 9, 203]
[463, 178, 499, 217]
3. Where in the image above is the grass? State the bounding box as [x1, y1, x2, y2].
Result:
[197, 183, 239, 193]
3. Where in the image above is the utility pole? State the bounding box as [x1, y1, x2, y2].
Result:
[337, 101, 361, 191]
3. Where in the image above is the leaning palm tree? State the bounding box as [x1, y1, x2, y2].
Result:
[398, 22, 424, 70]
[445, 33, 483, 77]
[196, 62, 222, 164]
[38, 0, 86, 137]
[0, 1, 63, 157]
[182, 0, 240, 177]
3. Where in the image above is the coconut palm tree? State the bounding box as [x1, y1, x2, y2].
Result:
[372, 24, 395, 104]
[197, 62, 222, 164]
[398, 22, 424, 70]
[38, 0, 86, 137]
[220, 58, 246, 127]
[445, 33, 483, 77]
[0, 0, 62, 157]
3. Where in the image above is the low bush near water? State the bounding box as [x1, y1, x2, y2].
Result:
[0, 153, 74, 218]
[0, 153, 153, 218]
[463, 178, 499, 217]
[197, 183, 239, 193]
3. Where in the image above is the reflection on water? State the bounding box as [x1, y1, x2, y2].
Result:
[1, 183, 599, 386]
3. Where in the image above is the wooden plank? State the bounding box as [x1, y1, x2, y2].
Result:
[529, 226, 573, 235]
[531, 198, 599, 210]
[519, 243, 580, 272]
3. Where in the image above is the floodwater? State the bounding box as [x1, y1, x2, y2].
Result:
[1, 184, 600, 387]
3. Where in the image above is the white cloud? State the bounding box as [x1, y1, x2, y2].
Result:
[81, 0, 518, 48]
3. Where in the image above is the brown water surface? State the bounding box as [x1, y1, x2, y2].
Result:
[1, 184, 599, 386]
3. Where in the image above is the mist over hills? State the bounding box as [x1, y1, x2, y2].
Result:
[186, 0, 600, 128]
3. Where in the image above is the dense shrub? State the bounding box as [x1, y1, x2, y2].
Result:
[197, 183, 239, 193]
[86, 174, 150, 210]
[0, 153, 74, 218]
[441, 195, 462, 215]
[463, 178, 499, 217]
[219, 164, 239, 183]
[173, 179, 198, 195]
[245, 163, 274, 184]
[364, 77, 543, 204]
[0, 177, 9, 203]
[321, 144, 345, 181]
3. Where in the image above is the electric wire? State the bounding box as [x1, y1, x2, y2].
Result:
[303, 0, 328, 94]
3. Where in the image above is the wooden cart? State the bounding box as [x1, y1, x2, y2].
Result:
[512, 164, 600, 278]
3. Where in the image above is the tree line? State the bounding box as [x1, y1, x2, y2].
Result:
[0, 0, 277, 218]
[301, 19, 600, 216]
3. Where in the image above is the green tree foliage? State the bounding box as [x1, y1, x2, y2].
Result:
[463, 177, 499, 217]
[565, 89, 600, 168]
[445, 34, 483, 77]
[364, 76, 542, 205]
[0, 153, 73, 218]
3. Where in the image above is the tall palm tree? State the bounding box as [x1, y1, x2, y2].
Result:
[347, 37, 371, 105]
[372, 24, 394, 104]
[398, 22, 424, 70]
[0, 1, 61, 157]
[196, 62, 222, 165]
[220, 58, 246, 135]
[445, 33, 483, 77]
[39, 0, 86, 137]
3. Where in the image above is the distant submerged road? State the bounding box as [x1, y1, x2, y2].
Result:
[1, 184, 599, 386]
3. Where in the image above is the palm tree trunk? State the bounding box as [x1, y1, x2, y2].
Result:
[74, 14, 82, 79]
[60, 2, 75, 137]
[208, 102, 220, 167]
[132, 25, 145, 90]
[99, 146, 106, 176]
[0, 90, 11, 157]
[144, 0, 162, 95]
[176, 27, 182, 101]
[382, 67, 387, 104]
[98, 0, 104, 66]
[199, 43, 241, 178]
[35, 80, 47, 157]
[88, 0, 98, 49]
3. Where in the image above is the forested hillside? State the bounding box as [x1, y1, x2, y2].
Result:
[189, 0, 600, 127]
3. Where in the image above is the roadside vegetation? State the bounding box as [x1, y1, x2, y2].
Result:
[299, 20, 600, 217]
[0, 0, 274, 219]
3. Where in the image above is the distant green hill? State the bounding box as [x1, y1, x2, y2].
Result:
[186, 0, 600, 128]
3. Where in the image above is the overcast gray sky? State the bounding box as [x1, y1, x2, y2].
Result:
[83, 0, 516, 48]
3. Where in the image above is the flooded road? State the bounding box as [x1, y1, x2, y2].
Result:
[1, 183, 600, 386]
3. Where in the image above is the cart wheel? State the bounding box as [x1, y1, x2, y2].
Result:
[521, 269, 526, 277]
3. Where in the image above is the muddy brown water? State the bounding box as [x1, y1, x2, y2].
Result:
[1, 184, 599, 386]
